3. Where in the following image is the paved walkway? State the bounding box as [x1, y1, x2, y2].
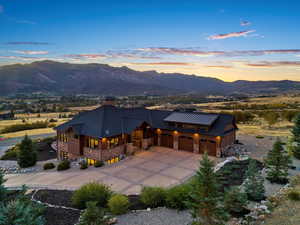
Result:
[4, 147, 217, 194]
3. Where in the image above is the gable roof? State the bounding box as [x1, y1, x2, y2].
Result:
[55, 105, 236, 138]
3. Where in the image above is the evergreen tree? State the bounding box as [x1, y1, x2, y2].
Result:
[265, 139, 291, 184]
[187, 152, 228, 225]
[224, 186, 248, 215]
[78, 201, 111, 225]
[244, 160, 265, 201]
[17, 135, 37, 168]
[0, 170, 7, 202]
[0, 199, 45, 225]
[292, 113, 300, 159]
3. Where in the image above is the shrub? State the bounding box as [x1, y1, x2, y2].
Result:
[287, 190, 300, 201]
[256, 135, 264, 139]
[94, 161, 104, 168]
[140, 186, 166, 208]
[43, 162, 55, 170]
[78, 201, 111, 225]
[49, 118, 58, 123]
[72, 182, 113, 209]
[57, 160, 70, 171]
[165, 185, 190, 210]
[108, 194, 130, 215]
[80, 161, 88, 170]
[17, 135, 37, 168]
[0, 147, 18, 160]
[0, 170, 7, 202]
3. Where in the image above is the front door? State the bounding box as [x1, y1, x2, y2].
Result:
[132, 129, 143, 148]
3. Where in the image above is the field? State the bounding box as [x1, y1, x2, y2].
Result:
[0, 114, 69, 138]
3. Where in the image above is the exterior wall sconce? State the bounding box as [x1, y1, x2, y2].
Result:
[156, 129, 161, 134]
[173, 131, 178, 135]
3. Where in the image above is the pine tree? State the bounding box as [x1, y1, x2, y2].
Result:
[0, 199, 45, 225]
[78, 201, 111, 225]
[17, 135, 37, 168]
[224, 186, 248, 215]
[244, 160, 265, 201]
[0, 170, 7, 202]
[292, 113, 300, 159]
[187, 152, 228, 225]
[265, 139, 291, 184]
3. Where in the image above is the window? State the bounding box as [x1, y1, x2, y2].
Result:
[59, 133, 68, 142]
[106, 156, 119, 164]
[86, 137, 99, 149]
[86, 158, 96, 165]
[108, 137, 119, 148]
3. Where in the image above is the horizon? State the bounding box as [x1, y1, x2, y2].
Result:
[0, 0, 299, 82]
[2, 59, 300, 83]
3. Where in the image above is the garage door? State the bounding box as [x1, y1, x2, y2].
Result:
[160, 134, 173, 148]
[199, 139, 216, 156]
[178, 136, 194, 152]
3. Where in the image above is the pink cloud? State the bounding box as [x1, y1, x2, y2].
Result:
[130, 62, 193, 66]
[208, 30, 256, 40]
[246, 61, 300, 67]
[63, 54, 106, 60]
[13, 50, 49, 55]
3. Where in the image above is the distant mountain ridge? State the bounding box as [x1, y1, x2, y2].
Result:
[0, 60, 299, 96]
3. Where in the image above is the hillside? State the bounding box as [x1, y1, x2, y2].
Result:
[0, 61, 300, 96]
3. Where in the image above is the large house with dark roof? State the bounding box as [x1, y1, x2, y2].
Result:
[55, 101, 237, 165]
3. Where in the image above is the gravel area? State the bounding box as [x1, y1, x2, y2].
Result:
[116, 208, 192, 225]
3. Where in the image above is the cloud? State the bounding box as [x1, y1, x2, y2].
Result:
[245, 61, 300, 67]
[0, 5, 3, 13]
[105, 51, 161, 59]
[12, 50, 49, 55]
[63, 54, 106, 60]
[136, 47, 223, 57]
[16, 20, 37, 25]
[208, 30, 256, 40]
[130, 62, 193, 66]
[240, 21, 251, 26]
[0, 56, 64, 61]
[205, 65, 233, 69]
[5, 42, 51, 45]
[137, 47, 300, 57]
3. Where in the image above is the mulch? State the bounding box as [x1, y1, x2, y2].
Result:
[35, 141, 57, 161]
[44, 207, 80, 225]
[34, 189, 74, 208]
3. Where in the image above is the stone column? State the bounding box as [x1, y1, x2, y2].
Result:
[193, 134, 200, 154]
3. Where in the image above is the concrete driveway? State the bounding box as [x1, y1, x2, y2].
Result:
[4, 147, 217, 194]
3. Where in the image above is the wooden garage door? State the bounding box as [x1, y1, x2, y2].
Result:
[178, 136, 194, 152]
[199, 139, 217, 156]
[160, 134, 173, 148]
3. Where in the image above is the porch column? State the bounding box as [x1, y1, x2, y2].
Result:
[173, 131, 178, 150]
[216, 136, 222, 157]
[193, 133, 200, 154]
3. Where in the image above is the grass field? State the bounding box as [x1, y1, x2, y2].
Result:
[0, 116, 69, 138]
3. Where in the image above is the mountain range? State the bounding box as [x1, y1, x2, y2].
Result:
[0, 60, 299, 96]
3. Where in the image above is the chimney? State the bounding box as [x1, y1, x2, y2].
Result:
[103, 96, 116, 106]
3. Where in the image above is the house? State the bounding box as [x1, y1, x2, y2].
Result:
[54, 100, 237, 165]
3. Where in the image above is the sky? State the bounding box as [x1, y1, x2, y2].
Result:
[0, 0, 300, 81]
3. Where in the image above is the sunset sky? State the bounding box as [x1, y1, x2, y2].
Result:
[0, 0, 299, 81]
